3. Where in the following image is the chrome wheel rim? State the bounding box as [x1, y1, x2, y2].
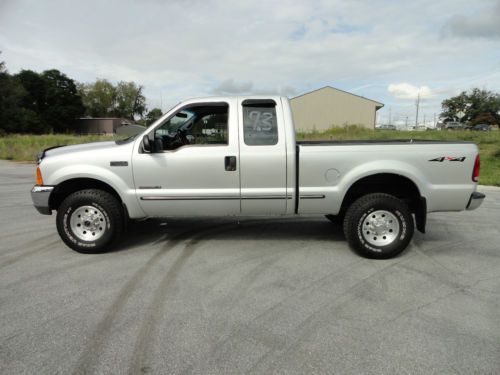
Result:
[70, 205, 107, 241]
[361, 210, 400, 246]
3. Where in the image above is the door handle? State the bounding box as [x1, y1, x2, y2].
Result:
[225, 156, 237, 171]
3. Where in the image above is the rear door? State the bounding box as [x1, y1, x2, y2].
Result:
[238, 98, 288, 214]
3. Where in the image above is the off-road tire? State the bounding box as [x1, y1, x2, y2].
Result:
[56, 189, 124, 254]
[343, 193, 414, 259]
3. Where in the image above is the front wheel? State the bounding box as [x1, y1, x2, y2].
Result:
[56, 189, 124, 253]
[343, 193, 414, 259]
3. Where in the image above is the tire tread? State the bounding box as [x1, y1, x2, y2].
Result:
[343, 193, 414, 259]
[56, 189, 124, 253]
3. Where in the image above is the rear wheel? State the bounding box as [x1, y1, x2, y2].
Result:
[343, 193, 414, 259]
[56, 189, 124, 253]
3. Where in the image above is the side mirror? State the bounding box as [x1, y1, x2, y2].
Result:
[142, 135, 151, 152]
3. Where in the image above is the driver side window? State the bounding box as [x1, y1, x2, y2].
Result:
[153, 103, 229, 151]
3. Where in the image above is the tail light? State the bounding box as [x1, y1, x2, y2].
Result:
[472, 154, 480, 182]
[36, 166, 44, 185]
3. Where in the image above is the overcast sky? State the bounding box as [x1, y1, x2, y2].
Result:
[1, 0, 500, 126]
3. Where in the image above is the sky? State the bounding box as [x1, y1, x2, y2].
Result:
[1, 0, 500, 127]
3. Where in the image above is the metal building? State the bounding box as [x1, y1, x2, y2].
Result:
[74, 118, 134, 135]
[290, 86, 384, 131]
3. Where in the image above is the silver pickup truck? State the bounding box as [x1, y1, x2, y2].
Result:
[31, 96, 485, 259]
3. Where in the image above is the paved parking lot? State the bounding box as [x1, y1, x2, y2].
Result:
[1, 160, 499, 374]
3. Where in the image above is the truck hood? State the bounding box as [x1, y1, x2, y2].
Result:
[43, 141, 120, 159]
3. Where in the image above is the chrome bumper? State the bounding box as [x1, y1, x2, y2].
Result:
[31, 185, 54, 215]
[466, 191, 485, 211]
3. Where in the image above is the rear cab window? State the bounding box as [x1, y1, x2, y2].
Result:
[242, 99, 278, 146]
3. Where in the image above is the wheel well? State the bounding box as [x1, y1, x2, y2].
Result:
[49, 178, 123, 212]
[340, 174, 425, 230]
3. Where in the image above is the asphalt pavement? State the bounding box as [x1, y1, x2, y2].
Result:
[1, 160, 499, 374]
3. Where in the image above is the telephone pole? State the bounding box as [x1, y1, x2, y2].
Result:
[415, 92, 420, 128]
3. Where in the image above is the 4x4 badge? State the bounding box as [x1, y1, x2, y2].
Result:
[429, 157, 466, 162]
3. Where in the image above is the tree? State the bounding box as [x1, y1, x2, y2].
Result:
[16, 70, 46, 112]
[77, 80, 146, 120]
[144, 107, 163, 125]
[77, 79, 116, 118]
[0, 60, 44, 134]
[41, 70, 85, 132]
[14, 69, 84, 133]
[441, 88, 500, 124]
[114, 81, 146, 120]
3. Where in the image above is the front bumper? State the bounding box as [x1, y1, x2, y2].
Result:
[466, 191, 485, 211]
[31, 185, 54, 215]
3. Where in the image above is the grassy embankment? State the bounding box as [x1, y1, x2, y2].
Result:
[1, 129, 499, 185]
[0, 134, 111, 162]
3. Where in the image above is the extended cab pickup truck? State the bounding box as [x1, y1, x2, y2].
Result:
[31, 96, 485, 259]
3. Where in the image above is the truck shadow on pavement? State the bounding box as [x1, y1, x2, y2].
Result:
[116, 217, 345, 253]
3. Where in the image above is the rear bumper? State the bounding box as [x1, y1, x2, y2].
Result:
[31, 185, 54, 215]
[466, 191, 485, 211]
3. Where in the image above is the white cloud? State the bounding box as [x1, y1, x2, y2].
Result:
[388, 83, 435, 100]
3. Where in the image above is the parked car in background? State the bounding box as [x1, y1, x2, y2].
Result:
[471, 124, 491, 131]
[376, 124, 397, 130]
[444, 122, 466, 130]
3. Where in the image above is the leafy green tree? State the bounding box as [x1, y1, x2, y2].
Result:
[0, 71, 25, 133]
[114, 81, 146, 119]
[16, 70, 46, 113]
[144, 107, 163, 125]
[77, 79, 117, 117]
[0, 60, 44, 133]
[41, 69, 84, 132]
[441, 88, 500, 124]
[77, 80, 146, 120]
[13, 69, 84, 133]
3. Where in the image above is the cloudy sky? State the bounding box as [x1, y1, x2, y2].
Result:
[1, 0, 500, 126]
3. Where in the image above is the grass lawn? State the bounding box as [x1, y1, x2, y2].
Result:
[1, 129, 499, 186]
[0, 134, 112, 162]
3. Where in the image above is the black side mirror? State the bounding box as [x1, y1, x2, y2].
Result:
[142, 135, 151, 152]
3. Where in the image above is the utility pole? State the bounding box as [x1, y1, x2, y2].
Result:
[415, 92, 420, 128]
[388, 107, 392, 126]
[433, 113, 436, 128]
[405, 116, 409, 130]
[423, 114, 426, 127]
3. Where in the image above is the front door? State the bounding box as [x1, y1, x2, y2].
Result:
[133, 99, 241, 217]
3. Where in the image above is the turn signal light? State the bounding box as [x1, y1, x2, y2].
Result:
[36, 166, 44, 185]
[472, 154, 480, 182]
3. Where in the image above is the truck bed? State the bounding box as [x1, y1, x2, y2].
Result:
[296, 140, 479, 215]
[297, 139, 475, 146]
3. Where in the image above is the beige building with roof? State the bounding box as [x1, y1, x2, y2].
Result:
[290, 86, 384, 131]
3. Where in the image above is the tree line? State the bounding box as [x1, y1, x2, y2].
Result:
[0, 55, 163, 134]
[2, 53, 500, 135]
[440, 88, 500, 125]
